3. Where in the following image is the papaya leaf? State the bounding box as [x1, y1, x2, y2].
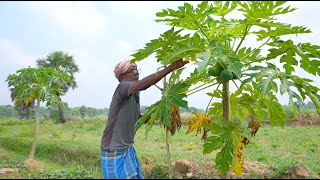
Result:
[195, 49, 213, 74]
[131, 27, 187, 64]
[228, 62, 243, 79]
[303, 85, 320, 114]
[238, 1, 296, 20]
[186, 112, 211, 135]
[298, 43, 320, 76]
[264, 96, 286, 127]
[165, 33, 206, 65]
[213, 1, 238, 17]
[203, 135, 222, 155]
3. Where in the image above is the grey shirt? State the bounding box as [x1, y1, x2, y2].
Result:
[101, 81, 141, 150]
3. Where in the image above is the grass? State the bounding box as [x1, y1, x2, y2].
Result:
[0, 116, 319, 179]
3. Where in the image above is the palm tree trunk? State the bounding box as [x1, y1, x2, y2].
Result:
[56, 93, 66, 123]
[58, 105, 66, 123]
[29, 97, 40, 159]
[19, 109, 23, 120]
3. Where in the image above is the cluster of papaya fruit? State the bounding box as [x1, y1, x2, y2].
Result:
[208, 60, 239, 81]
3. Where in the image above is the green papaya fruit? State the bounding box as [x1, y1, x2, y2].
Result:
[208, 65, 222, 77]
[216, 60, 228, 70]
[220, 69, 233, 81]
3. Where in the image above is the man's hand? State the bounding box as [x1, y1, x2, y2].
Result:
[169, 58, 189, 71]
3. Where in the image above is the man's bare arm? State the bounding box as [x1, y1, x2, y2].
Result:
[129, 59, 189, 95]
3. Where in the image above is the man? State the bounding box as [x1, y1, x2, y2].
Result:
[100, 58, 189, 179]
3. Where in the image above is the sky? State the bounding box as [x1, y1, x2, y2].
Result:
[0, 1, 319, 110]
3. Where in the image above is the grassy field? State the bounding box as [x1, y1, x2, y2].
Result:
[0, 116, 319, 179]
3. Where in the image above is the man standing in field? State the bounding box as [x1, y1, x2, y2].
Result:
[100, 58, 189, 179]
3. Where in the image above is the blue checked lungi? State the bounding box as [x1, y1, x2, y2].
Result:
[101, 146, 144, 179]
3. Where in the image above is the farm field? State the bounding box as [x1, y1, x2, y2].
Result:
[0, 114, 319, 179]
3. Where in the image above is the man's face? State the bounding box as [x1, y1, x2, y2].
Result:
[120, 64, 139, 81]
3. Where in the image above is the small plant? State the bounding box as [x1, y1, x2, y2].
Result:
[271, 158, 297, 178]
[185, 142, 197, 150]
[146, 164, 169, 179]
[52, 131, 62, 139]
[28, 168, 94, 179]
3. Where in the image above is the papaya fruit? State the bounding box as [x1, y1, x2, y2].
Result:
[220, 69, 233, 81]
[216, 60, 228, 70]
[208, 65, 222, 77]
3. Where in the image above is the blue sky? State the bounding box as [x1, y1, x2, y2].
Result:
[1, 1, 319, 109]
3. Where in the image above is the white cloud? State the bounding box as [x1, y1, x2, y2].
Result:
[116, 40, 133, 57]
[109, 1, 162, 18]
[59, 48, 115, 108]
[0, 37, 36, 68]
[22, 1, 108, 40]
[0, 37, 38, 106]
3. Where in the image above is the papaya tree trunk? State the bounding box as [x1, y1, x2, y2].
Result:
[29, 97, 40, 159]
[222, 80, 231, 178]
[166, 127, 172, 179]
[164, 72, 173, 179]
[222, 81, 230, 121]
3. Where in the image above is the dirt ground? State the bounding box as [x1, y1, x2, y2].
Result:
[141, 158, 311, 179]
[287, 113, 319, 126]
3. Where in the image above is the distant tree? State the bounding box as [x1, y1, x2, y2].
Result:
[306, 101, 315, 109]
[140, 106, 149, 114]
[79, 105, 86, 119]
[87, 107, 97, 117]
[6, 66, 71, 160]
[36, 51, 79, 123]
[0, 105, 18, 118]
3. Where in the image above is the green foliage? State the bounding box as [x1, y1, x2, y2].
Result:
[6, 67, 72, 107]
[0, 126, 9, 133]
[135, 69, 190, 135]
[202, 118, 250, 175]
[36, 51, 79, 91]
[0, 105, 19, 118]
[130, 1, 320, 176]
[270, 158, 298, 178]
[79, 105, 86, 119]
[0, 160, 29, 171]
[19, 126, 41, 138]
[0, 118, 34, 126]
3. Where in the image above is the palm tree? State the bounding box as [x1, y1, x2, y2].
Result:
[36, 51, 79, 123]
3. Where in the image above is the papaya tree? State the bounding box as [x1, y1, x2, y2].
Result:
[37, 51, 79, 123]
[132, 1, 320, 177]
[6, 66, 71, 160]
